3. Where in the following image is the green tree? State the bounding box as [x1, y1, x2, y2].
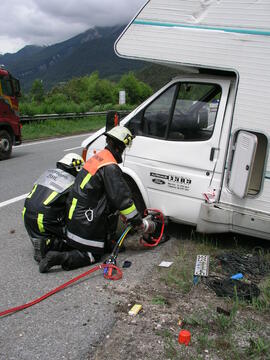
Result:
[118, 72, 153, 104]
[92, 79, 116, 104]
[21, 71, 153, 115]
[30, 79, 45, 103]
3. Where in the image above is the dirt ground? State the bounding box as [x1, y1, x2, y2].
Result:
[88, 225, 270, 360]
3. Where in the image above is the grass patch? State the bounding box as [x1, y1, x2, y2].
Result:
[214, 336, 233, 351]
[160, 244, 195, 293]
[246, 337, 270, 359]
[160, 231, 222, 294]
[162, 260, 193, 294]
[151, 295, 168, 305]
[160, 329, 179, 359]
[190, 230, 223, 257]
[22, 116, 105, 141]
[184, 312, 207, 328]
[242, 318, 262, 332]
[158, 231, 270, 359]
[215, 313, 234, 332]
[197, 332, 215, 352]
[251, 276, 270, 312]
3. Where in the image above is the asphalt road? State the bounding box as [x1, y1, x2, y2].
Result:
[0, 134, 173, 360]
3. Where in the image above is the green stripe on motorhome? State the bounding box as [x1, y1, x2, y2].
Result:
[133, 20, 270, 37]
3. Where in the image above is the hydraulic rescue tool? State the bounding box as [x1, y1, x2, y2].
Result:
[0, 209, 165, 317]
[103, 225, 132, 280]
[104, 208, 165, 279]
[139, 208, 165, 247]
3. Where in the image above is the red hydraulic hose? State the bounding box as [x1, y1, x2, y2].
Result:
[0, 210, 164, 318]
[0, 263, 122, 317]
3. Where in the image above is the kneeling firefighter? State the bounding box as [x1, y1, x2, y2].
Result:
[22, 153, 84, 262]
[39, 126, 143, 273]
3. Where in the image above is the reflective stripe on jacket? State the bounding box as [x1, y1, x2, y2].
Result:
[66, 148, 138, 254]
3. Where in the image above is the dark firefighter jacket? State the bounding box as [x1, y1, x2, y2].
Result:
[66, 149, 138, 255]
[23, 169, 75, 239]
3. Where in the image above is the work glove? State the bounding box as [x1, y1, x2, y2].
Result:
[129, 213, 143, 230]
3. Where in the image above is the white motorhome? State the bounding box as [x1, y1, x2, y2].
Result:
[82, 0, 270, 240]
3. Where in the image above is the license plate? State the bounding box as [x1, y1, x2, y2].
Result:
[194, 255, 209, 277]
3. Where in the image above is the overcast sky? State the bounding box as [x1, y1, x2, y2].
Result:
[0, 0, 146, 55]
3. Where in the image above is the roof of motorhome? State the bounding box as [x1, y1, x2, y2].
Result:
[134, 0, 269, 32]
[115, 0, 270, 71]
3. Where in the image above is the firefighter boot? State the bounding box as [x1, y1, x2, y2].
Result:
[39, 251, 69, 273]
[33, 238, 52, 263]
[61, 250, 96, 271]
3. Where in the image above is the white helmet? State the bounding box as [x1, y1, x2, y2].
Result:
[57, 153, 84, 176]
[105, 126, 133, 148]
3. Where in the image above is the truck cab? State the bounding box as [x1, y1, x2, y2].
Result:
[0, 67, 21, 160]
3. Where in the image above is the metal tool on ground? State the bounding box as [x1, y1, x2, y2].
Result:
[103, 225, 132, 280]
[104, 208, 165, 279]
[139, 208, 165, 247]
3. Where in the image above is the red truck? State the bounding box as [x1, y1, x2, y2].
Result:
[0, 67, 21, 160]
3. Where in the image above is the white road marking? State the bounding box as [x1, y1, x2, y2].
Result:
[14, 133, 91, 149]
[0, 193, 28, 209]
[1, 133, 93, 209]
[64, 146, 82, 152]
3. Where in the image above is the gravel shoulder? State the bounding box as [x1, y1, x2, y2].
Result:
[88, 225, 270, 360]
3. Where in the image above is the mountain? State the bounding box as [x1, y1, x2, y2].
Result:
[0, 26, 145, 92]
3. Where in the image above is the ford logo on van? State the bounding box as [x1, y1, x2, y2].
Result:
[152, 178, 165, 185]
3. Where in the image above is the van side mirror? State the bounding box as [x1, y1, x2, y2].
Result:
[106, 111, 120, 132]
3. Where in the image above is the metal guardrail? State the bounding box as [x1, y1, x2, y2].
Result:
[20, 110, 130, 123]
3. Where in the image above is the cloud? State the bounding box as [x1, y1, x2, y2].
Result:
[0, 0, 146, 54]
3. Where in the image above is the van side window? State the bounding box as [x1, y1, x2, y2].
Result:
[127, 85, 177, 138]
[127, 82, 222, 142]
[169, 83, 221, 141]
[142, 85, 176, 138]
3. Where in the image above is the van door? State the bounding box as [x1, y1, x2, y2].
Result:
[228, 131, 258, 198]
[123, 76, 231, 224]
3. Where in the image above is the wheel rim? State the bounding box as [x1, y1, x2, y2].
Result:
[0, 138, 10, 152]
